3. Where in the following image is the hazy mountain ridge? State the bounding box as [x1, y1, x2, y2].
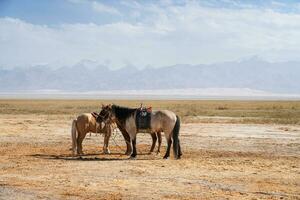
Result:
[0, 58, 299, 93]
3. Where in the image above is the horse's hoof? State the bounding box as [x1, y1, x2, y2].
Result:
[163, 156, 169, 159]
[79, 156, 85, 160]
[103, 150, 111, 154]
[129, 154, 137, 159]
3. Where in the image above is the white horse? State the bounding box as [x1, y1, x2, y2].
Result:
[97, 105, 182, 159]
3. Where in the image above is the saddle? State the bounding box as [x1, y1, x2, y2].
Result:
[136, 106, 152, 131]
[91, 112, 99, 119]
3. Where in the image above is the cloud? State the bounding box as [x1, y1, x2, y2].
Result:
[67, 0, 121, 15]
[92, 1, 121, 15]
[271, 1, 286, 7]
[1, 1, 300, 69]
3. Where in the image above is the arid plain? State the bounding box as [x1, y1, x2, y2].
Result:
[0, 100, 299, 199]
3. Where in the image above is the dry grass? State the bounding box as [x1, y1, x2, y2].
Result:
[0, 99, 300, 124]
[0, 101, 300, 199]
[1, 114, 299, 199]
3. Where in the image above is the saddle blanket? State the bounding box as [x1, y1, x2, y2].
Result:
[136, 107, 152, 131]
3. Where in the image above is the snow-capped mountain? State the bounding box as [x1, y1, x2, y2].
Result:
[0, 58, 299, 94]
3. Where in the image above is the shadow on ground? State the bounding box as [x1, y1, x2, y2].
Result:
[29, 153, 159, 161]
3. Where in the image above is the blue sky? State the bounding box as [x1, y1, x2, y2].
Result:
[1, 0, 300, 68]
[1, 0, 300, 25]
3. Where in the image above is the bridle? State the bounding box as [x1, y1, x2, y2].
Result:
[98, 109, 113, 123]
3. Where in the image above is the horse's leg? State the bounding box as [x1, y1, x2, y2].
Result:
[149, 132, 157, 153]
[103, 126, 111, 154]
[124, 121, 137, 158]
[157, 132, 162, 154]
[178, 138, 182, 158]
[120, 129, 132, 155]
[130, 136, 137, 158]
[163, 132, 172, 159]
[71, 119, 77, 154]
[77, 131, 86, 155]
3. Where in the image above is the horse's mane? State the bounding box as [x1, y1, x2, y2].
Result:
[112, 105, 137, 122]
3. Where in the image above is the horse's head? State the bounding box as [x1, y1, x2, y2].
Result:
[96, 104, 115, 124]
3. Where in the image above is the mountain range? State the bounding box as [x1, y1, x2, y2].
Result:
[0, 57, 299, 94]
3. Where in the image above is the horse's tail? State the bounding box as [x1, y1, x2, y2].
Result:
[172, 115, 181, 159]
[71, 119, 77, 154]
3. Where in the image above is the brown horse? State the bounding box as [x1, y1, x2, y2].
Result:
[71, 113, 112, 155]
[71, 113, 162, 155]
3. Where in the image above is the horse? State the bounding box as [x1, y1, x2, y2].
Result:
[71, 112, 112, 155]
[97, 104, 182, 159]
[71, 112, 162, 155]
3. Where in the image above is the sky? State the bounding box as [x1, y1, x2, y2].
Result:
[1, 0, 300, 69]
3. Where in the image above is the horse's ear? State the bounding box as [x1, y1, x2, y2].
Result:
[101, 103, 105, 108]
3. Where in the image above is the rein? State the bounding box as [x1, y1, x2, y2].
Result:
[110, 126, 124, 153]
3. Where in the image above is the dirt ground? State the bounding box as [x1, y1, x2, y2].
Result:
[0, 114, 299, 199]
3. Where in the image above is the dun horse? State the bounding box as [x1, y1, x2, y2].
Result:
[97, 105, 181, 159]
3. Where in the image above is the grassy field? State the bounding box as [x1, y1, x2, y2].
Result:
[1, 99, 300, 124]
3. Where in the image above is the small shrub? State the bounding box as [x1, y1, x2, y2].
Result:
[216, 106, 228, 110]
